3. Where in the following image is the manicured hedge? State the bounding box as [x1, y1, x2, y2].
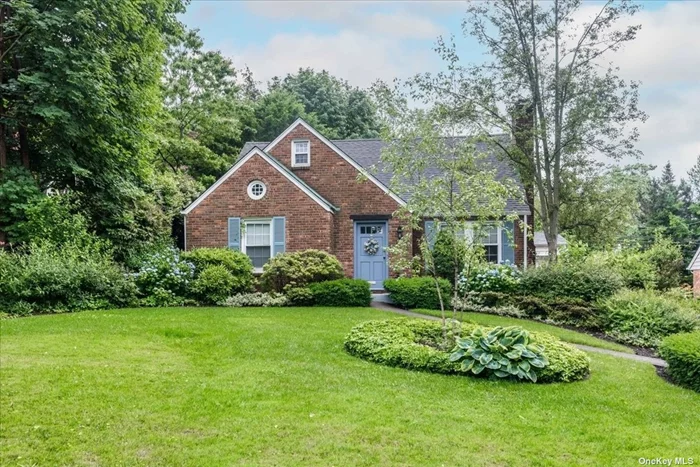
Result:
[384, 277, 452, 310]
[659, 332, 700, 393]
[344, 319, 590, 383]
[519, 262, 623, 302]
[309, 279, 371, 307]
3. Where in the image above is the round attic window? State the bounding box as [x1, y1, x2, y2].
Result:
[247, 180, 266, 200]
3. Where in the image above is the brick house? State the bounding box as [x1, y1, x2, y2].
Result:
[688, 245, 700, 297]
[182, 118, 534, 289]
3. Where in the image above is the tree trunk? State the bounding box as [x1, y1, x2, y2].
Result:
[0, 3, 6, 169]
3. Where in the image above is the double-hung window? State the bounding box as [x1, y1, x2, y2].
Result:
[243, 220, 272, 271]
[292, 140, 310, 167]
[439, 221, 500, 263]
[474, 224, 500, 263]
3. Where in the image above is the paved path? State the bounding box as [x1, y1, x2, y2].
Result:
[369, 300, 667, 368]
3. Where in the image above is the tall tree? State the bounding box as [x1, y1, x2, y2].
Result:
[159, 29, 251, 185]
[270, 68, 381, 139]
[558, 163, 650, 248]
[405, 0, 646, 261]
[0, 0, 185, 251]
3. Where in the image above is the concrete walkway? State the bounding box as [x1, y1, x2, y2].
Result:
[369, 300, 668, 368]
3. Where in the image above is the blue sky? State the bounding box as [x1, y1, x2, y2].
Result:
[181, 1, 699, 176]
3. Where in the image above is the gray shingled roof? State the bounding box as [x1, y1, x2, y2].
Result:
[534, 231, 567, 247]
[239, 137, 530, 214]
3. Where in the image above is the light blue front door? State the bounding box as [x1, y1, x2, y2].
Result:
[354, 222, 388, 289]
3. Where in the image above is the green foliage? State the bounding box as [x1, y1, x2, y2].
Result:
[461, 263, 521, 294]
[659, 332, 700, 393]
[219, 292, 288, 307]
[599, 290, 699, 348]
[432, 229, 467, 283]
[646, 235, 685, 290]
[269, 68, 380, 139]
[344, 319, 589, 383]
[0, 242, 137, 314]
[181, 247, 254, 294]
[2, 0, 186, 253]
[449, 326, 548, 382]
[478, 292, 601, 329]
[133, 246, 194, 300]
[0, 167, 43, 242]
[519, 262, 623, 302]
[309, 279, 371, 307]
[9, 195, 99, 248]
[259, 249, 344, 293]
[285, 287, 315, 306]
[595, 249, 657, 290]
[190, 265, 237, 305]
[384, 277, 452, 310]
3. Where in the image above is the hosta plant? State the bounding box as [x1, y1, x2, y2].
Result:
[450, 326, 548, 382]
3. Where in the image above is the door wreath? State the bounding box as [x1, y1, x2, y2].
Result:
[364, 238, 380, 255]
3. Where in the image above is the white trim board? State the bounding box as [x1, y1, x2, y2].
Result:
[688, 245, 700, 270]
[181, 147, 336, 215]
[264, 118, 407, 207]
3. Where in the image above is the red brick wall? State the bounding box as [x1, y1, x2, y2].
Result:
[185, 153, 333, 253]
[694, 270, 700, 298]
[266, 125, 405, 275]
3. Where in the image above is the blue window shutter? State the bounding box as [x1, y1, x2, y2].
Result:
[272, 216, 285, 256]
[425, 220, 437, 250]
[228, 217, 241, 250]
[501, 221, 515, 264]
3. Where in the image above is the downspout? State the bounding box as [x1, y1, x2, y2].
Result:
[523, 214, 528, 270]
[183, 215, 187, 251]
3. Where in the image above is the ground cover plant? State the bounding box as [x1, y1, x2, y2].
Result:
[413, 308, 633, 353]
[344, 318, 589, 383]
[2, 307, 698, 466]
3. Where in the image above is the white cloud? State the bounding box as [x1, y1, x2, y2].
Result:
[243, 1, 446, 40]
[221, 30, 437, 89]
[217, 1, 698, 175]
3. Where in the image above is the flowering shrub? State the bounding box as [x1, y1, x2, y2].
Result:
[133, 246, 194, 299]
[459, 263, 521, 294]
[220, 292, 288, 307]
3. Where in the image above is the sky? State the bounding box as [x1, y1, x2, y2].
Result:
[181, 0, 699, 177]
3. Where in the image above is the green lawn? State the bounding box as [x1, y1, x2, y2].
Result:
[1, 307, 698, 466]
[414, 308, 634, 353]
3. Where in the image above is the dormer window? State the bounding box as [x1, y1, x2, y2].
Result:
[292, 140, 310, 167]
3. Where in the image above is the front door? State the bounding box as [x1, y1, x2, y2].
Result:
[354, 221, 388, 290]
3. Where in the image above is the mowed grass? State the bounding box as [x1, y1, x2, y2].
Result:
[414, 308, 633, 353]
[1, 307, 698, 466]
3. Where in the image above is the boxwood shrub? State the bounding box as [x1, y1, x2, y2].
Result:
[659, 331, 700, 393]
[181, 247, 254, 294]
[190, 265, 237, 305]
[259, 249, 344, 293]
[309, 279, 371, 307]
[384, 277, 452, 310]
[344, 318, 590, 383]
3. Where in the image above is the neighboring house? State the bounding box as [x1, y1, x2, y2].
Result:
[689, 245, 700, 298]
[182, 118, 534, 289]
[533, 231, 568, 266]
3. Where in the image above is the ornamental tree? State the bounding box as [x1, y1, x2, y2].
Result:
[374, 81, 521, 336]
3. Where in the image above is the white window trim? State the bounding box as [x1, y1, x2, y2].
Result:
[463, 222, 502, 264]
[241, 218, 273, 273]
[291, 139, 310, 167]
[247, 180, 267, 200]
